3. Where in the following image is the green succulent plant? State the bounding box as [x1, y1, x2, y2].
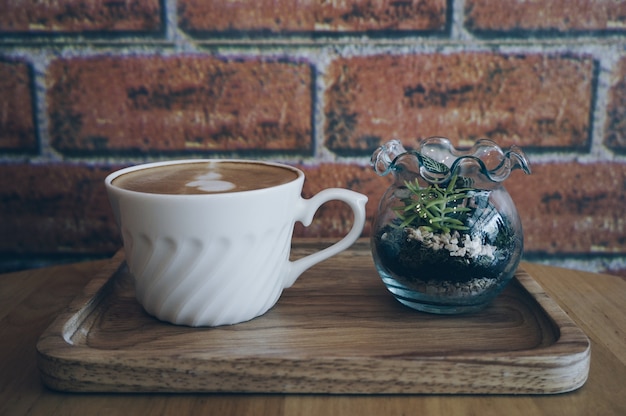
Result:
[394, 174, 474, 234]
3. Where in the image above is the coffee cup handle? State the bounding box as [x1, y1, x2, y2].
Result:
[283, 189, 368, 288]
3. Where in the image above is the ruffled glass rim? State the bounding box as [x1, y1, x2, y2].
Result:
[372, 137, 531, 186]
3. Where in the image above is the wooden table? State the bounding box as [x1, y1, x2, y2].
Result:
[1, 240, 625, 415]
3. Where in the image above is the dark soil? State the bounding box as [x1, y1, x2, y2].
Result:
[373, 219, 515, 284]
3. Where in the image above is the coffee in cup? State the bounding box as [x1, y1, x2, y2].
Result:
[111, 161, 299, 195]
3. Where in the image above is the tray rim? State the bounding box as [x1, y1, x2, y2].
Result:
[36, 248, 591, 395]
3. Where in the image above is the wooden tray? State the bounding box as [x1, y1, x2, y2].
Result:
[37, 241, 590, 395]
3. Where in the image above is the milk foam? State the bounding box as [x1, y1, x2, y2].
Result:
[186, 171, 236, 192]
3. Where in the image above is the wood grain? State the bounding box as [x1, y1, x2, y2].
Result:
[36, 241, 590, 394]
[2, 240, 626, 415]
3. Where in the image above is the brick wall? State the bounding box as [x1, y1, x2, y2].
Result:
[1, 0, 626, 277]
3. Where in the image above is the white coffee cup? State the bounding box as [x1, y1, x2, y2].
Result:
[105, 159, 367, 326]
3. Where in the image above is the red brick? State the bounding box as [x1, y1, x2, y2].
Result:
[0, 163, 120, 255]
[465, 0, 626, 33]
[324, 53, 593, 154]
[0, 60, 36, 152]
[294, 161, 626, 255]
[178, 0, 446, 33]
[605, 57, 626, 152]
[294, 163, 392, 238]
[506, 162, 626, 254]
[0, 0, 161, 33]
[0, 161, 381, 255]
[47, 56, 312, 155]
[4, 159, 623, 260]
